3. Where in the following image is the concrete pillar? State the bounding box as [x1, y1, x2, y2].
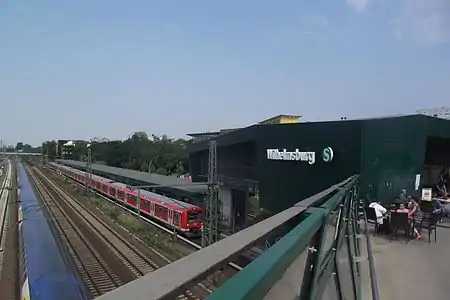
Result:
[219, 185, 233, 227]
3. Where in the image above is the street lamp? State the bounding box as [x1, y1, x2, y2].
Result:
[148, 157, 156, 174]
[85, 143, 92, 198]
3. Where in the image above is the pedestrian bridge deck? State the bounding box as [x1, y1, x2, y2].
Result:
[371, 223, 450, 300]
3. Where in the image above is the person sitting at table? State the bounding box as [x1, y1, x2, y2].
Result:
[398, 189, 407, 203]
[369, 200, 387, 224]
[396, 202, 422, 240]
[437, 173, 448, 198]
[396, 203, 422, 240]
[396, 203, 409, 213]
[433, 199, 444, 214]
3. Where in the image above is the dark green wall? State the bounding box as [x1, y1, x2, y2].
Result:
[359, 115, 427, 203]
[189, 115, 450, 212]
[424, 116, 450, 139]
[255, 121, 361, 213]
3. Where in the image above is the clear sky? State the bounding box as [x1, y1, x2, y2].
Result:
[1, 0, 449, 146]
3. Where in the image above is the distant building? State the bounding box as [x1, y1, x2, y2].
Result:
[417, 107, 450, 120]
[258, 114, 301, 125]
[188, 114, 301, 144]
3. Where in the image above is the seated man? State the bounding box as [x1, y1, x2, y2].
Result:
[369, 200, 387, 224]
[433, 199, 444, 214]
[437, 174, 448, 198]
[399, 189, 407, 202]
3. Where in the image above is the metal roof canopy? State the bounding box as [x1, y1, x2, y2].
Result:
[95, 175, 356, 300]
[55, 159, 207, 194]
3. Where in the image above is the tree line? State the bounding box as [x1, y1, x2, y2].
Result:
[41, 132, 190, 176]
[0, 142, 41, 153]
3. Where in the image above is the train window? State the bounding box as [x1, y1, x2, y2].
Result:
[118, 190, 124, 200]
[155, 205, 162, 215]
[188, 211, 201, 222]
[162, 208, 168, 219]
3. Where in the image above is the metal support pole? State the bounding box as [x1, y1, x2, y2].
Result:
[137, 188, 141, 219]
[85, 161, 89, 195]
[85, 145, 92, 199]
[88, 148, 92, 199]
[202, 140, 219, 247]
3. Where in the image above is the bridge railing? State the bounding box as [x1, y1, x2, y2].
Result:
[207, 175, 362, 300]
[96, 175, 362, 300]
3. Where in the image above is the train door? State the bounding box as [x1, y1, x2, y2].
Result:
[168, 210, 173, 226]
[173, 211, 181, 228]
[150, 202, 155, 216]
[109, 186, 116, 198]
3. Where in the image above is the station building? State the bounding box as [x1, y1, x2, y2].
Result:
[188, 114, 450, 231]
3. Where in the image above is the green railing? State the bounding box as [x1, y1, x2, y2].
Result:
[207, 175, 363, 300]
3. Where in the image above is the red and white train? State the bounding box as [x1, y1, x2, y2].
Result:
[46, 162, 204, 236]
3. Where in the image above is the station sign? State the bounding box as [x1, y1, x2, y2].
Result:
[266, 147, 334, 164]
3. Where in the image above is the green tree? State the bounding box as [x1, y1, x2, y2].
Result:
[42, 140, 57, 159]
[15, 142, 24, 152]
[41, 132, 190, 175]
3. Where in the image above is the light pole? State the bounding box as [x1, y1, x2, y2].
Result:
[85, 143, 92, 199]
[148, 157, 156, 174]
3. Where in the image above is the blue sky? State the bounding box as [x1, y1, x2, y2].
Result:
[1, 0, 450, 146]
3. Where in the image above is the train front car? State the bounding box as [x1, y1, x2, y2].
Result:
[184, 206, 204, 237]
[17, 163, 89, 300]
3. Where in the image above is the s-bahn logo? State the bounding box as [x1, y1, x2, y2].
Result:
[266, 149, 316, 165]
[322, 147, 334, 163]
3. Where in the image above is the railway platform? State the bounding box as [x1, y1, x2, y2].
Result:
[56, 159, 207, 200]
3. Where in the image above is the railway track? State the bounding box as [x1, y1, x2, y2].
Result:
[27, 167, 124, 297]
[27, 165, 202, 299]
[39, 162, 239, 293]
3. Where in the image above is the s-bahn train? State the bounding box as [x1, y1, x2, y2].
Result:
[47, 162, 204, 237]
[17, 162, 89, 300]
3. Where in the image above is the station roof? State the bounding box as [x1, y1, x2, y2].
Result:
[187, 113, 450, 152]
[56, 159, 207, 194]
